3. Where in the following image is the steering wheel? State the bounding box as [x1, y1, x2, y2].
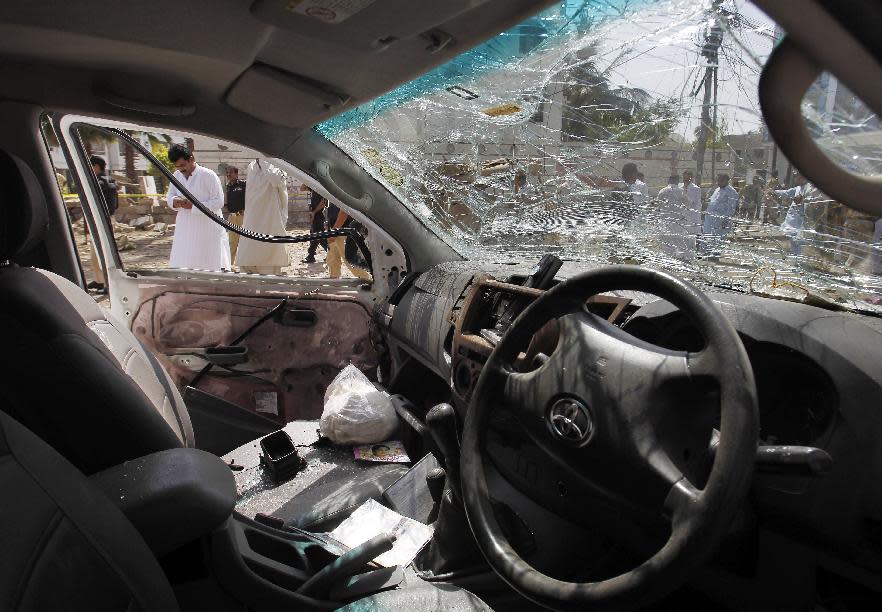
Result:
[461, 266, 758, 611]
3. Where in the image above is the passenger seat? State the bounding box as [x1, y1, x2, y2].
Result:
[0, 149, 193, 474]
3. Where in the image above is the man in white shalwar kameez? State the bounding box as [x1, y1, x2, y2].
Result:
[774, 172, 820, 256]
[166, 144, 231, 271]
[656, 175, 693, 260]
[235, 159, 289, 275]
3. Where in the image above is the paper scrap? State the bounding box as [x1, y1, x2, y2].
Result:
[354, 441, 409, 463]
[254, 391, 278, 416]
[330, 499, 434, 567]
[482, 102, 522, 117]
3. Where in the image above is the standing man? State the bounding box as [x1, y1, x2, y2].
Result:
[85, 155, 118, 291]
[326, 202, 370, 280]
[774, 171, 819, 256]
[165, 144, 231, 271]
[225, 166, 246, 262]
[91, 155, 119, 216]
[763, 169, 781, 223]
[303, 188, 328, 263]
[657, 175, 686, 210]
[627, 166, 648, 204]
[703, 173, 740, 236]
[738, 176, 762, 220]
[701, 173, 740, 256]
[680, 170, 702, 235]
[657, 175, 691, 258]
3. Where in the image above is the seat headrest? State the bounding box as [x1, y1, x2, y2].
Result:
[0, 150, 50, 262]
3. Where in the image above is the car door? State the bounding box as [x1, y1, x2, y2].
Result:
[54, 114, 407, 430]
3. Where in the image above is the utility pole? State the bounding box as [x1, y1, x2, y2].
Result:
[695, 69, 713, 191]
[694, 1, 723, 193]
[711, 62, 719, 184]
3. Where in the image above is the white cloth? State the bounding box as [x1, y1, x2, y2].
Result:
[680, 182, 702, 233]
[166, 164, 231, 271]
[703, 185, 740, 236]
[234, 160, 289, 269]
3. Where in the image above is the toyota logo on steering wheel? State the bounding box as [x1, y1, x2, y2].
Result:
[548, 397, 594, 445]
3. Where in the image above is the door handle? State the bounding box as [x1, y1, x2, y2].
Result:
[166, 345, 249, 366]
[276, 307, 317, 327]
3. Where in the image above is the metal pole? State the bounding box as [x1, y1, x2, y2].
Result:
[695, 67, 713, 190]
[711, 65, 718, 184]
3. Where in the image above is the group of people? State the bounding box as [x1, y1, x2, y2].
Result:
[163, 145, 368, 279]
[594, 161, 881, 267]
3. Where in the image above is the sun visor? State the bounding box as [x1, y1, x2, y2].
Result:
[226, 64, 350, 128]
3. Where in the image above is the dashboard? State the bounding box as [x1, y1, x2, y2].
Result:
[380, 260, 882, 582]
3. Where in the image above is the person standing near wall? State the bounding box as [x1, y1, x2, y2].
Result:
[326, 202, 370, 280]
[680, 170, 702, 236]
[85, 155, 118, 291]
[303, 188, 328, 264]
[165, 144, 231, 271]
[225, 166, 246, 262]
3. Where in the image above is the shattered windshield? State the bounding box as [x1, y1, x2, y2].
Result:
[318, 0, 882, 313]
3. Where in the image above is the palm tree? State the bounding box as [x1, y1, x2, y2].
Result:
[560, 43, 678, 146]
[75, 125, 117, 158]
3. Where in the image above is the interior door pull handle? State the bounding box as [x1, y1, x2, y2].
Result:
[166, 345, 248, 366]
[276, 307, 317, 327]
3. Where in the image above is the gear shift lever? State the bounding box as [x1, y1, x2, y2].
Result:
[425, 403, 461, 505]
[417, 405, 482, 573]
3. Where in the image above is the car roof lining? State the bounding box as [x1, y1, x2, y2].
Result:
[0, 0, 556, 156]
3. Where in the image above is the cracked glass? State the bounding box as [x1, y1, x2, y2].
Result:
[318, 0, 882, 313]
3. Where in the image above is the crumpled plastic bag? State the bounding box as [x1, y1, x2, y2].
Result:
[320, 365, 398, 445]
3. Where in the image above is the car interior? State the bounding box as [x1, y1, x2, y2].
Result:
[1, 1, 881, 611]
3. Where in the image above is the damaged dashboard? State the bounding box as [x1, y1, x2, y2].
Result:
[381, 259, 882, 580]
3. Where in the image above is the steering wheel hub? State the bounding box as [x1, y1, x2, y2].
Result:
[547, 397, 594, 446]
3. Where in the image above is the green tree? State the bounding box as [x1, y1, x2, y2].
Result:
[694, 115, 732, 150]
[560, 43, 679, 146]
[75, 125, 117, 157]
[146, 138, 175, 193]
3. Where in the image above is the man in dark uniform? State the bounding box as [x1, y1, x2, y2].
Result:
[85, 156, 118, 291]
[225, 166, 246, 261]
[325, 202, 371, 280]
[90, 155, 118, 215]
[303, 189, 328, 263]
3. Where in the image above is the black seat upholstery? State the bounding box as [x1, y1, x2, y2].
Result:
[0, 411, 179, 611]
[0, 410, 493, 611]
[0, 149, 193, 473]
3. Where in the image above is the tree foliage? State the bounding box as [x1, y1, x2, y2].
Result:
[560, 43, 679, 146]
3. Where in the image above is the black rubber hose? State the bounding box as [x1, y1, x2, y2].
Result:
[296, 533, 396, 598]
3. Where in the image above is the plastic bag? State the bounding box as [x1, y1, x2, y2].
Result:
[320, 365, 398, 445]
